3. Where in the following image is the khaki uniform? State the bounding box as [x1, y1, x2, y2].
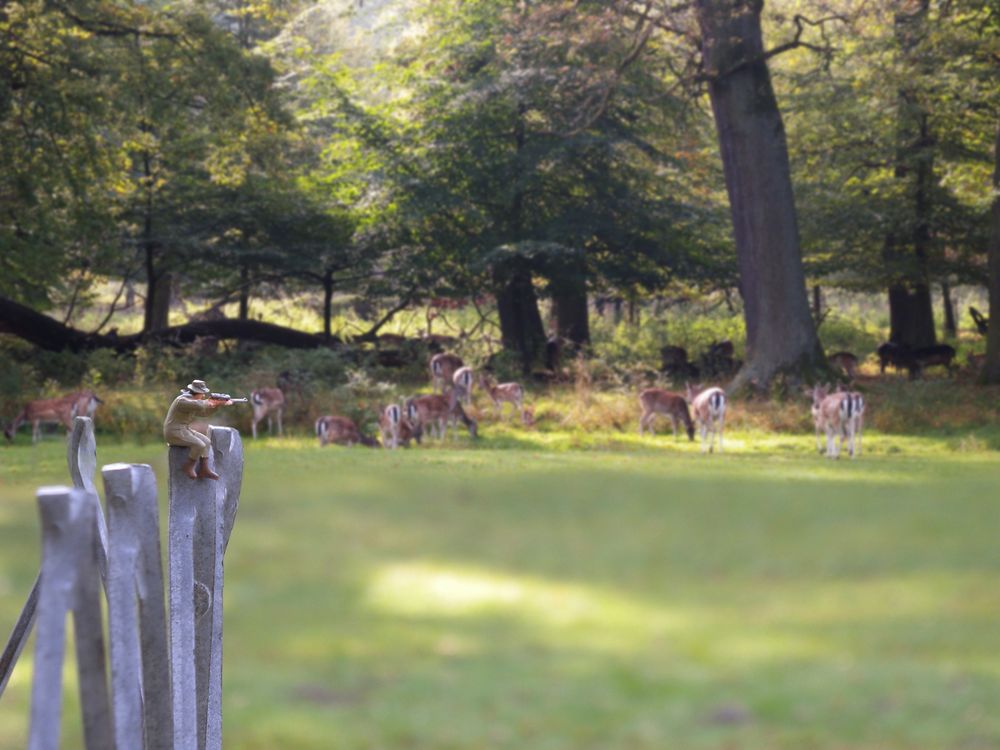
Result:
[164, 394, 215, 459]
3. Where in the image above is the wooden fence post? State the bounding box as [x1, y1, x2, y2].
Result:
[1, 416, 103, 698]
[28, 487, 113, 750]
[103, 462, 173, 750]
[168, 426, 243, 750]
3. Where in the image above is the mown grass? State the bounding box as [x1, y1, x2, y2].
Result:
[1, 433, 1000, 749]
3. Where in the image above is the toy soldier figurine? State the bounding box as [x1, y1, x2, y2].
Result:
[164, 380, 235, 480]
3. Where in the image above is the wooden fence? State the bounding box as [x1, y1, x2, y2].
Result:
[0, 416, 244, 749]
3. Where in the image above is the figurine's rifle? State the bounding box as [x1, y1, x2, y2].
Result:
[208, 392, 249, 404]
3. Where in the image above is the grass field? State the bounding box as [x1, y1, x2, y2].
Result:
[1, 434, 1000, 749]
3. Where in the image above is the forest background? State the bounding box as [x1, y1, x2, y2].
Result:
[1, 0, 999, 435]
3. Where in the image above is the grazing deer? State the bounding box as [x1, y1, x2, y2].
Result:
[378, 404, 411, 449]
[828, 351, 858, 380]
[638, 388, 694, 440]
[5, 394, 78, 443]
[67, 390, 103, 419]
[406, 392, 478, 441]
[453, 366, 474, 405]
[811, 386, 857, 459]
[478, 373, 526, 422]
[250, 387, 285, 439]
[430, 352, 464, 394]
[686, 384, 726, 453]
[315, 415, 379, 447]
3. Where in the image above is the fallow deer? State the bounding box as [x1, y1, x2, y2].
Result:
[811, 385, 858, 459]
[379, 404, 404, 449]
[430, 352, 464, 394]
[478, 373, 526, 422]
[453, 366, 474, 405]
[405, 392, 478, 441]
[5, 394, 78, 443]
[315, 415, 378, 447]
[686, 384, 726, 453]
[638, 388, 695, 440]
[828, 351, 859, 380]
[250, 387, 285, 439]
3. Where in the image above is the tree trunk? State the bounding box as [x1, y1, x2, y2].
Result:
[495, 264, 546, 373]
[238, 265, 249, 321]
[942, 282, 957, 338]
[888, 283, 936, 348]
[812, 285, 821, 322]
[551, 283, 590, 348]
[322, 270, 334, 340]
[886, 0, 936, 350]
[696, 0, 823, 387]
[982, 121, 1000, 382]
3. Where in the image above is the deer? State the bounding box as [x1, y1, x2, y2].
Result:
[638, 388, 695, 441]
[315, 415, 379, 447]
[478, 372, 527, 423]
[250, 387, 285, 439]
[686, 384, 726, 453]
[811, 385, 857, 459]
[832, 383, 866, 457]
[405, 391, 478, 441]
[378, 404, 422, 449]
[828, 351, 859, 380]
[5, 394, 79, 443]
[452, 366, 474, 405]
[429, 352, 464, 394]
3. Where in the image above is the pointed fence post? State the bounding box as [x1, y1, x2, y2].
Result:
[103, 463, 173, 750]
[1, 416, 103, 698]
[28, 487, 113, 750]
[168, 427, 243, 750]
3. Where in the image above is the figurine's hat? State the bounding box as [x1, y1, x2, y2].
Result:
[187, 380, 210, 394]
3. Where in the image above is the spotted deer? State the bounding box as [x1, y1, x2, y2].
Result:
[4, 394, 78, 443]
[828, 351, 859, 380]
[811, 385, 858, 459]
[638, 388, 694, 440]
[686, 384, 726, 453]
[452, 366, 474, 405]
[834, 384, 866, 457]
[250, 387, 285, 439]
[315, 415, 378, 447]
[478, 373, 527, 423]
[430, 353, 464, 394]
[405, 392, 478, 441]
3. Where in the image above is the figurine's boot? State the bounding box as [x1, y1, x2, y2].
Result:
[197, 457, 220, 481]
[182, 457, 198, 480]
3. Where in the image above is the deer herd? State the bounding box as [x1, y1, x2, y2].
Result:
[4, 351, 875, 459]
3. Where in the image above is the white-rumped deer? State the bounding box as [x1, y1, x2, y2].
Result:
[68, 390, 103, 420]
[315, 415, 378, 447]
[430, 353, 464, 394]
[686, 384, 726, 453]
[250, 387, 285, 439]
[406, 392, 477, 441]
[378, 404, 423, 449]
[478, 373, 528, 423]
[452, 366, 474, 405]
[638, 388, 694, 441]
[4, 394, 78, 443]
[811, 385, 858, 459]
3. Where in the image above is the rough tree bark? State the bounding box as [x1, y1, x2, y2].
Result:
[982, 121, 1000, 382]
[494, 264, 547, 373]
[550, 269, 590, 348]
[941, 282, 957, 338]
[696, 0, 823, 387]
[886, 0, 937, 348]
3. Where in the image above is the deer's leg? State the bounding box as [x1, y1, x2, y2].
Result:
[670, 415, 677, 438]
[278, 409, 284, 436]
[268, 415, 273, 434]
[717, 419, 724, 453]
[252, 417, 258, 440]
[32, 420, 39, 444]
[700, 423, 708, 453]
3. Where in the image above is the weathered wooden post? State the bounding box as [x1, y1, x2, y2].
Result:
[0, 416, 104, 698]
[28, 487, 113, 750]
[168, 426, 243, 750]
[103, 462, 173, 750]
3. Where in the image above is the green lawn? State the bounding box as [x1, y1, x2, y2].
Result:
[1, 434, 999, 748]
